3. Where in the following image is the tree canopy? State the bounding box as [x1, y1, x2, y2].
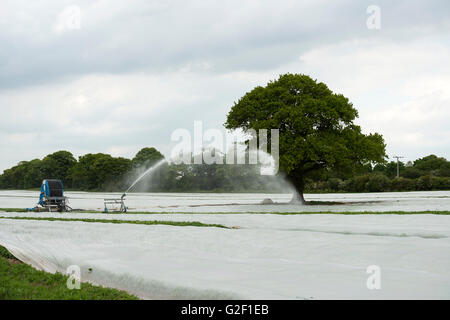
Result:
[41, 151, 77, 184]
[225, 73, 387, 202]
[69, 153, 132, 191]
[132, 147, 164, 169]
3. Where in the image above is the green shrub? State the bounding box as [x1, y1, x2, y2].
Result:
[390, 177, 416, 191]
[416, 175, 434, 190]
[355, 175, 370, 192]
[402, 167, 424, 179]
[327, 178, 342, 191]
[432, 177, 450, 190]
[367, 174, 390, 192]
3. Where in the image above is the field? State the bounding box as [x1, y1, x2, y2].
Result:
[1, 190, 449, 299]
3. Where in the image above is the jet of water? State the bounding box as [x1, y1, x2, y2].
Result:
[124, 159, 167, 194]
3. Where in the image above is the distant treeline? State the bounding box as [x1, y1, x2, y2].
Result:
[0, 148, 287, 192]
[0, 148, 449, 193]
[304, 154, 450, 193]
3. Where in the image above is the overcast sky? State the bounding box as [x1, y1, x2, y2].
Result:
[1, 0, 449, 172]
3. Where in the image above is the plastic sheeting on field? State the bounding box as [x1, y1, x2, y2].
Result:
[1, 213, 449, 299]
[1, 190, 450, 212]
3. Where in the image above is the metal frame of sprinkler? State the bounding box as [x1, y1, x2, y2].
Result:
[102, 159, 167, 213]
[103, 193, 127, 213]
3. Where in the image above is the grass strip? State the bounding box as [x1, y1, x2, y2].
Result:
[0, 208, 28, 212]
[0, 245, 138, 300]
[0, 245, 16, 260]
[0, 216, 229, 228]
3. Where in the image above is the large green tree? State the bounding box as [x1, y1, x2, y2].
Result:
[69, 153, 132, 191]
[225, 73, 386, 203]
[413, 155, 448, 173]
[132, 147, 164, 169]
[41, 151, 77, 187]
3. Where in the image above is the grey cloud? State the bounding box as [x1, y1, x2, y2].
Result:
[1, 0, 450, 171]
[1, 0, 449, 89]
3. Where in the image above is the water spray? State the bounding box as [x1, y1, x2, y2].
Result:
[103, 159, 167, 213]
[124, 159, 167, 194]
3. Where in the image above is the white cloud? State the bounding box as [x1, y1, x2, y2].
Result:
[53, 5, 82, 34]
[1, 0, 450, 172]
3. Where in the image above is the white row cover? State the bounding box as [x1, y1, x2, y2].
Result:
[1, 190, 450, 212]
[1, 213, 449, 299]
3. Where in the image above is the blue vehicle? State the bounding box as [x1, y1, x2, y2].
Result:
[33, 179, 71, 212]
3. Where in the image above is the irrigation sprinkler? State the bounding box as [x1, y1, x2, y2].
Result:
[103, 193, 127, 213]
[103, 159, 167, 213]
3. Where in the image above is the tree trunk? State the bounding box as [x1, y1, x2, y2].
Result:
[290, 190, 306, 204]
[288, 173, 306, 205]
